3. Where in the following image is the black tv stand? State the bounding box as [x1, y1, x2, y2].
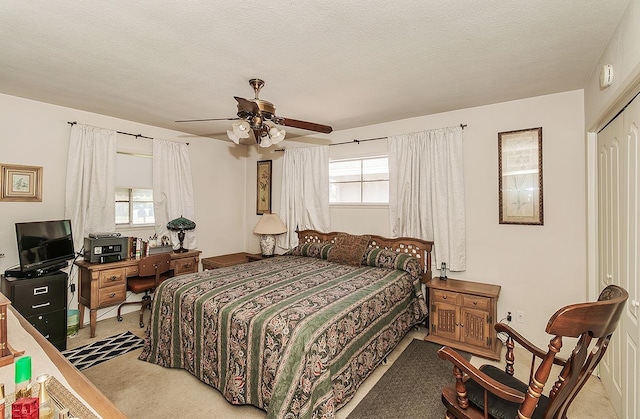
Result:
[4, 261, 68, 280]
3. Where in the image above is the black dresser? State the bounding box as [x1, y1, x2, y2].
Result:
[1, 271, 67, 351]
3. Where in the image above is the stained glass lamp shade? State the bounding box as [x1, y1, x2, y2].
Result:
[166, 216, 196, 253]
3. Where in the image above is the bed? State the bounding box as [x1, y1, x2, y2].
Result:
[140, 230, 433, 418]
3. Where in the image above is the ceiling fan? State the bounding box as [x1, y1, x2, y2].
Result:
[176, 78, 333, 147]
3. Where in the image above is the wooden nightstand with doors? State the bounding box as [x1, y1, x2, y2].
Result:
[424, 277, 501, 360]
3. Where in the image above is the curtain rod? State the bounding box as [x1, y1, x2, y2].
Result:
[274, 123, 466, 151]
[67, 121, 189, 145]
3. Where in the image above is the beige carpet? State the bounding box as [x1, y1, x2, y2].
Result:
[67, 311, 618, 418]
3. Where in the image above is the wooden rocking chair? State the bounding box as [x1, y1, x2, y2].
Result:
[437, 284, 628, 419]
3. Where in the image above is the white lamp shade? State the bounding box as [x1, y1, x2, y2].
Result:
[270, 127, 286, 144]
[227, 129, 240, 144]
[234, 120, 251, 137]
[227, 121, 251, 144]
[259, 136, 272, 148]
[253, 213, 287, 235]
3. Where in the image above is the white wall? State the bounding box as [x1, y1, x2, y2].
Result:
[583, 0, 640, 303]
[0, 93, 247, 320]
[584, 0, 640, 130]
[248, 90, 586, 348]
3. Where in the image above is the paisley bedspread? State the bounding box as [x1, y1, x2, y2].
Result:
[140, 255, 427, 418]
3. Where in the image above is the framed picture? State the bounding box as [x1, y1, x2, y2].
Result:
[0, 164, 43, 202]
[498, 127, 543, 225]
[256, 160, 272, 215]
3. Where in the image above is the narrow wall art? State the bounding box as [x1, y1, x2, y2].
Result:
[257, 160, 272, 214]
[498, 127, 543, 225]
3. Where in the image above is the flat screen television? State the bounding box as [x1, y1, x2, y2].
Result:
[15, 219, 75, 273]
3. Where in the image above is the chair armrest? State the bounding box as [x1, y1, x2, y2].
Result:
[495, 323, 566, 366]
[437, 346, 525, 403]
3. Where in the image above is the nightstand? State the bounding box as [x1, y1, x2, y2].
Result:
[424, 277, 501, 360]
[202, 252, 264, 270]
[246, 254, 265, 262]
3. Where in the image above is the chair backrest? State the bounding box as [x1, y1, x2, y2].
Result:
[138, 253, 172, 286]
[534, 285, 628, 418]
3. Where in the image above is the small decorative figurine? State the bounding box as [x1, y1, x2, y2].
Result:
[439, 262, 447, 280]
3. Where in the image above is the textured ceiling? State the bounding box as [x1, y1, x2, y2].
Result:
[0, 1, 630, 143]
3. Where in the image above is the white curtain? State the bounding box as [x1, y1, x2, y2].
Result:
[388, 126, 466, 271]
[278, 146, 330, 249]
[64, 124, 117, 252]
[152, 139, 196, 250]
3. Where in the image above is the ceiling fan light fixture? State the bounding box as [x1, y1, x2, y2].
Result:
[250, 115, 264, 130]
[227, 130, 240, 144]
[227, 120, 251, 144]
[233, 120, 251, 137]
[174, 78, 331, 147]
[269, 126, 286, 144]
[259, 136, 273, 148]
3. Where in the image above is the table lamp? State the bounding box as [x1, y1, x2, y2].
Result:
[253, 213, 287, 256]
[166, 216, 196, 253]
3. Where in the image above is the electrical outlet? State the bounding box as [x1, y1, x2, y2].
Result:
[505, 308, 513, 322]
[516, 310, 525, 323]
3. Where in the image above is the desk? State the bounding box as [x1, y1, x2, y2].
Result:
[75, 250, 201, 338]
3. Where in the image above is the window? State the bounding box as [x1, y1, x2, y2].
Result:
[116, 188, 155, 225]
[329, 157, 389, 203]
[114, 151, 154, 226]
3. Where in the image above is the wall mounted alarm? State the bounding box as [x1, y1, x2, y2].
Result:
[600, 64, 614, 88]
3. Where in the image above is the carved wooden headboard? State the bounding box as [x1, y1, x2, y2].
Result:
[296, 230, 433, 282]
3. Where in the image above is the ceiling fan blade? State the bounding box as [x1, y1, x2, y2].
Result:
[175, 117, 239, 123]
[234, 96, 260, 114]
[277, 117, 333, 134]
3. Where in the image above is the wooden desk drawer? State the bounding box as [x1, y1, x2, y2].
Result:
[172, 257, 197, 275]
[462, 294, 490, 310]
[432, 289, 460, 305]
[98, 268, 126, 288]
[98, 285, 126, 306]
[125, 265, 139, 277]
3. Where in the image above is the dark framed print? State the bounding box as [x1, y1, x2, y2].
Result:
[498, 127, 543, 225]
[0, 164, 43, 202]
[257, 160, 272, 215]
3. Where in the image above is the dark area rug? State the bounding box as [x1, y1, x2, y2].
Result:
[62, 331, 144, 371]
[347, 339, 472, 419]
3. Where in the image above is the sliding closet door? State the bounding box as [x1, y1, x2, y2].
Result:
[597, 113, 623, 418]
[620, 96, 639, 419]
[597, 94, 640, 419]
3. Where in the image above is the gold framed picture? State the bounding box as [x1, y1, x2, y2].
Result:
[257, 160, 272, 215]
[498, 128, 543, 225]
[0, 164, 43, 202]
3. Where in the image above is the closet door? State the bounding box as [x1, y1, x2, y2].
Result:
[620, 96, 639, 419]
[597, 94, 640, 419]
